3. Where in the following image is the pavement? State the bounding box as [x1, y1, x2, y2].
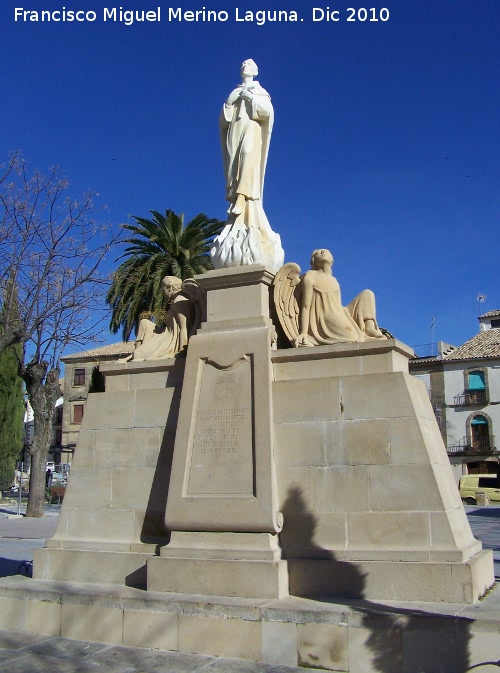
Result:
[465, 504, 500, 579]
[0, 503, 499, 672]
[0, 630, 326, 672]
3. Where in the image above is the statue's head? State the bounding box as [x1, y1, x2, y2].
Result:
[241, 59, 258, 78]
[161, 275, 183, 302]
[310, 249, 333, 269]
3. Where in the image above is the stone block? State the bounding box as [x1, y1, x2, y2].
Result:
[325, 419, 391, 466]
[59, 508, 136, 546]
[129, 369, 174, 391]
[133, 508, 169, 546]
[34, 549, 150, 587]
[279, 512, 347, 559]
[261, 621, 298, 666]
[341, 372, 433, 421]
[347, 512, 430, 554]
[147, 557, 289, 599]
[95, 427, 162, 469]
[61, 603, 123, 644]
[275, 422, 326, 467]
[26, 600, 61, 636]
[348, 624, 402, 673]
[134, 387, 180, 428]
[82, 391, 136, 429]
[123, 610, 178, 650]
[111, 468, 157, 510]
[367, 464, 443, 512]
[287, 553, 493, 602]
[317, 466, 371, 513]
[430, 509, 480, 558]
[360, 348, 409, 375]
[401, 621, 461, 673]
[298, 622, 349, 672]
[61, 468, 112, 509]
[274, 377, 341, 424]
[178, 613, 262, 660]
[0, 596, 26, 631]
[389, 416, 448, 465]
[163, 531, 282, 561]
[278, 466, 319, 514]
[273, 351, 363, 381]
[431, 462, 465, 510]
[288, 559, 366, 599]
[71, 428, 96, 468]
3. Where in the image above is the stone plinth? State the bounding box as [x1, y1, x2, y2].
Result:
[1, 575, 500, 673]
[34, 358, 185, 587]
[33, 265, 494, 604]
[148, 266, 286, 598]
[272, 340, 494, 603]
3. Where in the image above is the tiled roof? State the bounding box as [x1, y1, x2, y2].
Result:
[443, 329, 500, 361]
[62, 342, 135, 361]
[479, 309, 500, 319]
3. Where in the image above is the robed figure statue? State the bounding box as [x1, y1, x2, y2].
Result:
[211, 59, 284, 272]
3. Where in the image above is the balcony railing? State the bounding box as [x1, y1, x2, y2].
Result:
[447, 436, 497, 455]
[453, 389, 488, 406]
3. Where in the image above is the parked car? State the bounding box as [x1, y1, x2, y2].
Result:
[459, 474, 500, 504]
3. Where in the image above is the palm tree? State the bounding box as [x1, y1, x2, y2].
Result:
[107, 209, 224, 341]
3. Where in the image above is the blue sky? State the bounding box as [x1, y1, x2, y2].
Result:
[2, 0, 498, 353]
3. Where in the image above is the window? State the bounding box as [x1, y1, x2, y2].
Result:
[72, 404, 85, 424]
[470, 415, 489, 451]
[468, 371, 485, 391]
[464, 368, 488, 405]
[73, 368, 86, 386]
[478, 476, 500, 488]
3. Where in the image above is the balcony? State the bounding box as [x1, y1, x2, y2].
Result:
[453, 389, 488, 406]
[447, 436, 497, 456]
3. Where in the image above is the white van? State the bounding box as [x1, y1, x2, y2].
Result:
[459, 474, 500, 504]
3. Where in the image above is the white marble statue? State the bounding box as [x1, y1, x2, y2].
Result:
[211, 59, 284, 272]
[273, 249, 388, 347]
[127, 276, 206, 361]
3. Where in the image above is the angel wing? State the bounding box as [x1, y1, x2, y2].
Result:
[272, 263, 302, 344]
[181, 279, 207, 337]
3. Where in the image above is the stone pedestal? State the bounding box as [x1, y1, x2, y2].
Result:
[33, 358, 185, 588]
[33, 264, 494, 604]
[272, 339, 493, 602]
[148, 266, 288, 598]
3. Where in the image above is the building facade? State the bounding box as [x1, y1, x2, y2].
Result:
[410, 310, 500, 482]
[60, 342, 134, 456]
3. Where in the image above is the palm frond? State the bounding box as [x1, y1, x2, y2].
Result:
[107, 209, 224, 339]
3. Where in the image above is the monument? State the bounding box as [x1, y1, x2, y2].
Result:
[0, 60, 496, 671]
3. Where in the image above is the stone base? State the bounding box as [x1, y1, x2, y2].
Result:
[148, 556, 289, 599]
[33, 548, 152, 588]
[287, 550, 494, 604]
[1, 575, 499, 672]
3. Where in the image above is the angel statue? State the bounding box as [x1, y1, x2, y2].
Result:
[125, 276, 206, 361]
[273, 249, 388, 348]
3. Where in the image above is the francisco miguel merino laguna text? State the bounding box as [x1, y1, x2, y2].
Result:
[14, 6, 390, 24]
[14, 6, 297, 24]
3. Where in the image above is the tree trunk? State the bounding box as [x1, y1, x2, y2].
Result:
[22, 361, 60, 518]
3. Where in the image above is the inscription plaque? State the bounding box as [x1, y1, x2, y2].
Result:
[185, 356, 254, 496]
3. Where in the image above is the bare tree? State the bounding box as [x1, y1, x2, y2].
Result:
[0, 152, 122, 516]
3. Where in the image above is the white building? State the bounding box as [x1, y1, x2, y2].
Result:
[410, 310, 500, 482]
